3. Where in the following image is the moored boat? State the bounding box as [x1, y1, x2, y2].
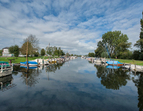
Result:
[106, 61, 123, 66]
[20, 61, 38, 66]
[0, 61, 10, 68]
[20, 65, 37, 69]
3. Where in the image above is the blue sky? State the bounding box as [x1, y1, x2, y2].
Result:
[0, 0, 143, 55]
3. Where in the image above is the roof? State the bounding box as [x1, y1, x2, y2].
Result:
[2, 47, 9, 49]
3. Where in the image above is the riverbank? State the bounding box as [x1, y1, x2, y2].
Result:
[0, 56, 58, 63]
[116, 59, 143, 66]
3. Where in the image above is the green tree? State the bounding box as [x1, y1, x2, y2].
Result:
[33, 51, 39, 57]
[65, 52, 70, 57]
[47, 47, 52, 56]
[41, 49, 45, 56]
[101, 52, 108, 58]
[9, 45, 19, 57]
[134, 19, 143, 52]
[95, 31, 131, 58]
[88, 52, 95, 57]
[95, 41, 105, 57]
[54, 47, 59, 56]
[102, 31, 131, 58]
[0, 50, 2, 56]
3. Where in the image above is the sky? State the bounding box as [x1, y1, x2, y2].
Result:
[0, 0, 143, 55]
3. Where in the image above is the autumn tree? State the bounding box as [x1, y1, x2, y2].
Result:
[21, 35, 39, 56]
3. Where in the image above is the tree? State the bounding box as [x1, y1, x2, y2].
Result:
[54, 47, 59, 56]
[65, 52, 70, 57]
[33, 51, 39, 57]
[21, 41, 33, 56]
[47, 47, 53, 56]
[21, 35, 39, 56]
[88, 52, 95, 57]
[95, 31, 131, 59]
[95, 41, 105, 57]
[134, 19, 143, 52]
[0, 50, 2, 56]
[9, 45, 20, 57]
[134, 13, 143, 60]
[41, 49, 45, 56]
[102, 31, 131, 58]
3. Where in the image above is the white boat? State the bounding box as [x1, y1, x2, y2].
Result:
[32, 59, 50, 65]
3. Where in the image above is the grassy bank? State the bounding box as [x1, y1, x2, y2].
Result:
[116, 59, 143, 66]
[0, 56, 56, 63]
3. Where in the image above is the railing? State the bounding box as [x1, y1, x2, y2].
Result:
[0, 64, 13, 73]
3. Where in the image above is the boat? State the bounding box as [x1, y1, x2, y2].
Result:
[32, 59, 50, 65]
[20, 65, 37, 69]
[106, 61, 123, 66]
[20, 61, 38, 66]
[0, 61, 10, 68]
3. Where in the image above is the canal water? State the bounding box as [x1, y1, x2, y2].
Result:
[0, 58, 142, 111]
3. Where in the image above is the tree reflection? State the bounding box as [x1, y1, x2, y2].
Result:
[12, 65, 20, 75]
[133, 72, 143, 111]
[95, 65, 130, 90]
[20, 68, 41, 87]
[45, 63, 64, 73]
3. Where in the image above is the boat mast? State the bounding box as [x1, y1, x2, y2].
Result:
[26, 38, 29, 67]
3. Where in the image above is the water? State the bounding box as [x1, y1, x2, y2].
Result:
[0, 58, 142, 111]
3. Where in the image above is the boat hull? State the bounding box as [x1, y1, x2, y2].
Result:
[20, 61, 38, 66]
[106, 61, 123, 66]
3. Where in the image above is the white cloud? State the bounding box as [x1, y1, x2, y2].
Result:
[0, 0, 143, 54]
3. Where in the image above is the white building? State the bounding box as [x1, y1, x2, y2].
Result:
[2, 47, 13, 57]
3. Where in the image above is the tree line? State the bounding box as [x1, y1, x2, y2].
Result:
[88, 13, 143, 60]
[0, 34, 66, 57]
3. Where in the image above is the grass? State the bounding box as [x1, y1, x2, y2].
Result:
[0, 56, 57, 64]
[115, 59, 143, 66]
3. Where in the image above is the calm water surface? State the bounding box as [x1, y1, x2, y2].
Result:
[0, 58, 142, 111]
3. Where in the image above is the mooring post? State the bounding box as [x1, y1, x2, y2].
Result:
[11, 63, 13, 71]
[129, 63, 131, 71]
[1, 64, 3, 73]
[0, 82, 3, 90]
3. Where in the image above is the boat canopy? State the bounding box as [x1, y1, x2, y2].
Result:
[106, 61, 123, 64]
[20, 61, 38, 65]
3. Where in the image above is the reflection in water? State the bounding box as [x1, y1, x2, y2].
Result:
[0, 59, 140, 111]
[20, 67, 41, 87]
[133, 72, 143, 111]
[45, 63, 64, 73]
[0, 74, 15, 92]
[95, 65, 130, 90]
